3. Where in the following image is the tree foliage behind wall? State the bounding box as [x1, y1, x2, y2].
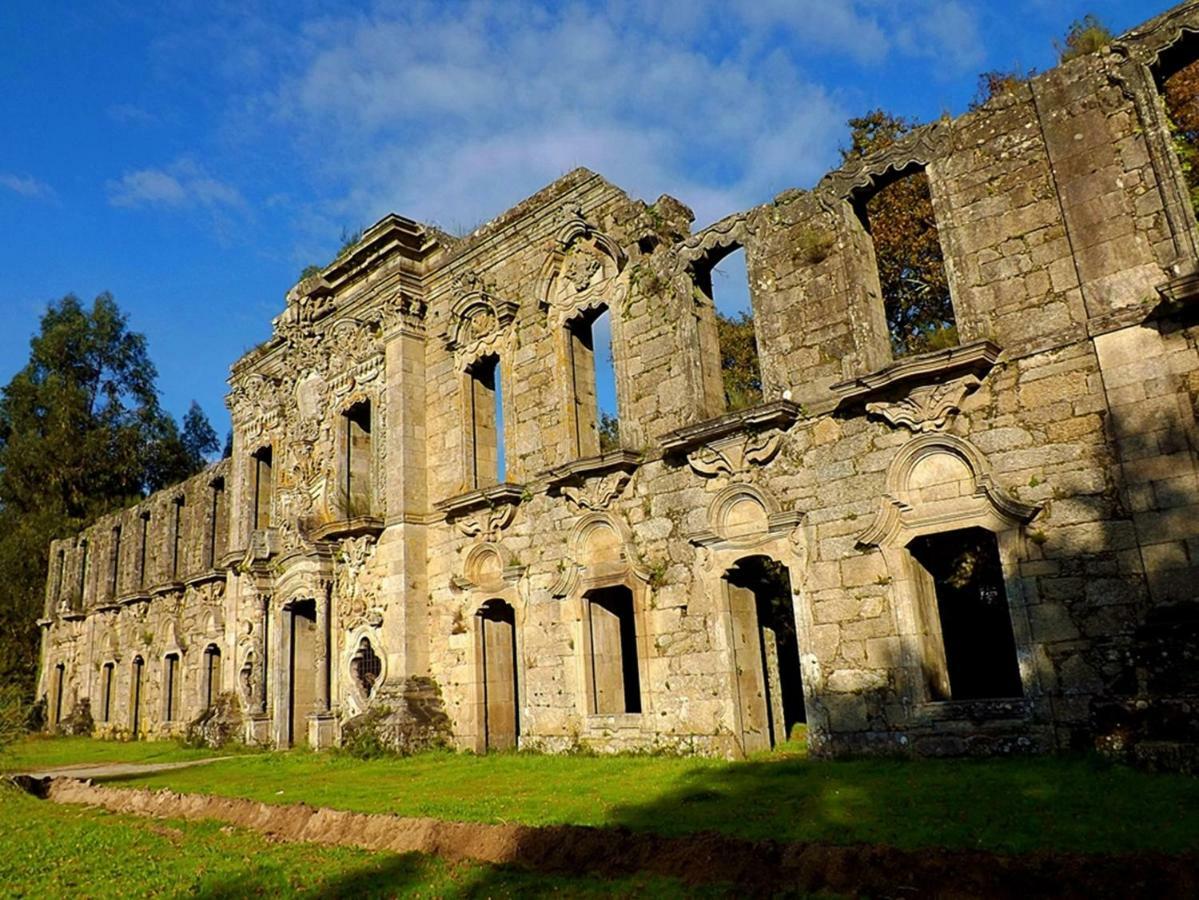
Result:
[716, 311, 763, 411]
[0, 293, 218, 696]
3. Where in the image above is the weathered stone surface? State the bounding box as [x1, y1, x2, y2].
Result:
[31, 4, 1199, 763]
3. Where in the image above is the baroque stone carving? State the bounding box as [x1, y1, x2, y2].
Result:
[687, 430, 783, 478]
[866, 375, 980, 433]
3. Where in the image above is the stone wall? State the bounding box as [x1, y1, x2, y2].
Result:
[36, 1, 1199, 762]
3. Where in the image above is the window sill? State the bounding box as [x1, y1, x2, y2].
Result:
[917, 696, 1030, 722]
[659, 399, 804, 458]
[542, 449, 642, 488]
[434, 482, 526, 519]
[308, 515, 385, 542]
[830, 339, 1001, 412]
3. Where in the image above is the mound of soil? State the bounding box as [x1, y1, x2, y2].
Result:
[38, 778, 1199, 898]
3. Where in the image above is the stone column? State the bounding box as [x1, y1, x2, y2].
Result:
[257, 592, 270, 714]
[314, 586, 330, 713]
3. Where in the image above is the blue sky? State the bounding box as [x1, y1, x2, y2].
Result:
[0, 0, 1158, 442]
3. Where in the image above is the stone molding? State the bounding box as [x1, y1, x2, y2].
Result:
[543, 450, 641, 511]
[435, 483, 525, 540]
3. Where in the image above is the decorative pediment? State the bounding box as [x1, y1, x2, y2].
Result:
[543, 450, 641, 511]
[832, 340, 1001, 432]
[539, 203, 628, 326]
[661, 400, 802, 480]
[435, 484, 524, 540]
[451, 541, 525, 594]
[550, 511, 648, 598]
[688, 483, 803, 549]
[445, 271, 519, 354]
[816, 119, 952, 204]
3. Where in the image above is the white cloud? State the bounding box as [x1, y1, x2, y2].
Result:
[0, 173, 55, 201]
[107, 159, 244, 211]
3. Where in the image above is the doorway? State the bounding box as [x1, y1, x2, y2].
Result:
[477, 599, 519, 751]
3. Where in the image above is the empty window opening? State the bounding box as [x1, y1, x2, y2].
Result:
[55, 548, 65, 605]
[76, 540, 89, 608]
[566, 307, 620, 455]
[164, 652, 181, 721]
[466, 355, 504, 488]
[586, 586, 642, 715]
[109, 525, 122, 597]
[203, 645, 221, 708]
[1154, 32, 1199, 219]
[287, 599, 318, 747]
[343, 401, 373, 517]
[855, 166, 956, 357]
[725, 556, 805, 751]
[138, 512, 149, 588]
[52, 662, 65, 726]
[253, 446, 273, 530]
[131, 656, 144, 738]
[478, 599, 519, 751]
[101, 662, 114, 723]
[171, 498, 184, 580]
[907, 527, 1022, 701]
[208, 479, 225, 569]
[351, 637, 382, 696]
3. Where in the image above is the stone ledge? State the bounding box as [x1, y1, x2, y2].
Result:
[541, 449, 643, 488]
[184, 569, 228, 588]
[831, 340, 1002, 410]
[117, 592, 151, 606]
[434, 483, 526, 519]
[916, 697, 1031, 723]
[146, 581, 185, 598]
[307, 515, 385, 542]
[659, 400, 804, 457]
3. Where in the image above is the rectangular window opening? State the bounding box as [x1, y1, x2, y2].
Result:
[101, 662, 114, 723]
[343, 401, 373, 517]
[253, 446, 273, 530]
[1154, 34, 1199, 222]
[586, 586, 642, 715]
[208, 479, 224, 569]
[854, 166, 957, 357]
[567, 306, 621, 456]
[171, 499, 184, 580]
[907, 527, 1022, 702]
[466, 356, 503, 488]
[138, 513, 149, 589]
[164, 653, 181, 721]
[109, 525, 122, 598]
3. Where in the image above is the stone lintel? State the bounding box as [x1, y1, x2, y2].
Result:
[117, 592, 151, 607]
[831, 340, 1002, 409]
[434, 482, 526, 519]
[659, 400, 804, 457]
[541, 449, 643, 488]
[147, 581, 185, 598]
[184, 570, 228, 589]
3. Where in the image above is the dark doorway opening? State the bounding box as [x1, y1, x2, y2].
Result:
[725, 556, 805, 752]
[478, 599, 519, 751]
[287, 599, 318, 747]
[131, 656, 144, 739]
[907, 527, 1022, 701]
[586, 586, 642, 714]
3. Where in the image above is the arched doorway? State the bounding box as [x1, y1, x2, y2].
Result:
[130, 655, 144, 739]
[724, 556, 804, 752]
[477, 599, 518, 751]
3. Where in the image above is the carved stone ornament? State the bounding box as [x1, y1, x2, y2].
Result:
[687, 430, 783, 479]
[543, 450, 641, 511]
[457, 503, 518, 541]
[538, 203, 628, 326]
[445, 271, 519, 354]
[866, 375, 981, 433]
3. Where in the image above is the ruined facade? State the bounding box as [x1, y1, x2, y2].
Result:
[36, 4, 1199, 761]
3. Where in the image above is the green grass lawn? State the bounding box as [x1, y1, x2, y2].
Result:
[0, 783, 722, 898]
[8, 735, 1196, 856]
[0, 734, 234, 771]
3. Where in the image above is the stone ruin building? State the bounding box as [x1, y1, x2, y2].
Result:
[34, 3, 1199, 764]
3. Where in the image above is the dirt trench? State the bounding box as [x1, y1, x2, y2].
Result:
[21, 777, 1199, 898]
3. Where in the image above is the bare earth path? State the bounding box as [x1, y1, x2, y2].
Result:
[6, 756, 233, 783]
[9, 776, 1196, 899]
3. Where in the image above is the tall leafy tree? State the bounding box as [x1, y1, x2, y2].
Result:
[717, 310, 763, 411]
[0, 293, 214, 695]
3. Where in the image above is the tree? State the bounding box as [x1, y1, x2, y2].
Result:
[0, 293, 213, 696]
[1162, 56, 1199, 218]
[1055, 14, 1114, 63]
[716, 310, 763, 410]
[842, 110, 957, 356]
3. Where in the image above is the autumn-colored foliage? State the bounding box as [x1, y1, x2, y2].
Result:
[1163, 57, 1199, 218]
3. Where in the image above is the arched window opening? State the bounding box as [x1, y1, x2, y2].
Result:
[343, 400, 373, 517]
[101, 662, 114, 723]
[724, 556, 805, 751]
[1154, 31, 1199, 221]
[208, 478, 225, 569]
[130, 656, 144, 739]
[52, 663, 65, 727]
[109, 525, 122, 598]
[465, 355, 504, 488]
[252, 445, 274, 530]
[854, 166, 956, 357]
[171, 497, 185, 580]
[203, 645, 222, 708]
[351, 637, 382, 696]
[906, 527, 1022, 701]
[477, 599, 519, 751]
[585, 586, 642, 715]
[164, 652, 181, 721]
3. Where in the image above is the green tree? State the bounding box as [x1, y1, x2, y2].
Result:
[0, 293, 212, 696]
[842, 110, 956, 356]
[1055, 14, 1114, 63]
[716, 310, 763, 410]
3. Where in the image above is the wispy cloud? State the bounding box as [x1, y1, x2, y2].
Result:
[107, 158, 243, 211]
[0, 173, 56, 201]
